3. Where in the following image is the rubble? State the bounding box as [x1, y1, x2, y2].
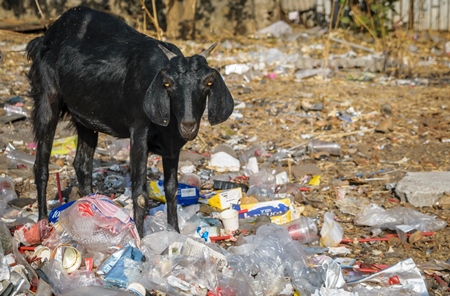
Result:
[395, 172, 450, 207]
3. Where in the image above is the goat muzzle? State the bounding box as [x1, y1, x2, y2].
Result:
[180, 121, 198, 140]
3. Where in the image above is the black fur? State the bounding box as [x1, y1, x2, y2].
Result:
[27, 6, 234, 237]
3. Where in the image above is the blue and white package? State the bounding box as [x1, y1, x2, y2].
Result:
[48, 200, 76, 223]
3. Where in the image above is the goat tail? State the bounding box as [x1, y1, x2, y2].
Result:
[26, 36, 44, 61]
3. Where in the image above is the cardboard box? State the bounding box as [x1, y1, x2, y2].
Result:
[207, 188, 242, 210]
[149, 180, 199, 206]
[231, 198, 292, 225]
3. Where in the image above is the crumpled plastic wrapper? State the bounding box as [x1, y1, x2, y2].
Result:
[348, 258, 428, 295]
[14, 219, 53, 246]
[320, 212, 344, 247]
[354, 203, 447, 232]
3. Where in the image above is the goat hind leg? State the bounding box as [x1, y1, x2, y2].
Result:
[33, 96, 62, 220]
[73, 124, 98, 197]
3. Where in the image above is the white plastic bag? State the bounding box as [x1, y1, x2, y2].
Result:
[354, 203, 447, 232]
[320, 212, 344, 247]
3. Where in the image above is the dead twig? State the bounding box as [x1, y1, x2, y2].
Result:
[315, 128, 376, 139]
[34, 0, 44, 19]
[140, 0, 162, 40]
[329, 36, 378, 54]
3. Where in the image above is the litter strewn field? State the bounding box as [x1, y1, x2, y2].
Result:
[1, 25, 450, 295]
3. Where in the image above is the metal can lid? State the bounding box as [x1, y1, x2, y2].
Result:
[52, 245, 82, 273]
[34, 245, 51, 261]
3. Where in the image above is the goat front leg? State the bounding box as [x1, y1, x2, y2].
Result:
[129, 128, 149, 238]
[73, 124, 98, 197]
[162, 153, 180, 233]
[35, 130, 57, 220]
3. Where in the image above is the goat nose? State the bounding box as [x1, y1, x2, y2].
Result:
[181, 121, 197, 133]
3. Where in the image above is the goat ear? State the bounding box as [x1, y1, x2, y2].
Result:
[143, 71, 170, 126]
[208, 69, 234, 125]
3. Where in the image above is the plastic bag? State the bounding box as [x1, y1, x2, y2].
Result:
[320, 212, 344, 247]
[141, 230, 186, 256]
[354, 203, 447, 232]
[62, 286, 134, 296]
[14, 219, 53, 246]
[48, 259, 103, 295]
[58, 194, 140, 253]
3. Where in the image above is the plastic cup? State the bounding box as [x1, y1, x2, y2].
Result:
[220, 209, 239, 232]
[308, 139, 341, 156]
[0, 177, 18, 202]
[179, 173, 201, 188]
[283, 217, 318, 243]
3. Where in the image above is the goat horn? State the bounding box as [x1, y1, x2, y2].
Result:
[199, 43, 218, 59]
[159, 44, 178, 60]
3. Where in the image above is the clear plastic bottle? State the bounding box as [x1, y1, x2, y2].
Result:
[308, 139, 341, 156]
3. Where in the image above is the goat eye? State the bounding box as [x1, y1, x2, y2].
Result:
[207, 81, 213, 86]
[164, 83, 170, 87]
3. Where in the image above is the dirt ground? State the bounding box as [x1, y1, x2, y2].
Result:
[1, 27, 450, 295]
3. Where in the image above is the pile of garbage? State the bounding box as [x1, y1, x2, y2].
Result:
[1, 136, 448, 296]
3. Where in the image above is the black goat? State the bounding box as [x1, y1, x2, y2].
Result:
[27, 6, 234, 237]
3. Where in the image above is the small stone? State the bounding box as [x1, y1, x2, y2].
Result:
[408, 230, 423, 244]
[438, 194, 450, 210]
[408, 44, 418, 53]
[291, 163, 322, 178]
[375, 117, 393, 133]
[56, 159, 65, 167]
[301, 100, 324, 111]
[314, 151, 329, 159]
[388, 236, 401, 246]
[380, 103, 392, 115]
[302, 204, 318, 217]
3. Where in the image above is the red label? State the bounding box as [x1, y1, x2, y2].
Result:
[287, 224, 302, 240]
[78, 203, 93, 216]
[388, 275, 400, 285]
[85, 258, 93, 271]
